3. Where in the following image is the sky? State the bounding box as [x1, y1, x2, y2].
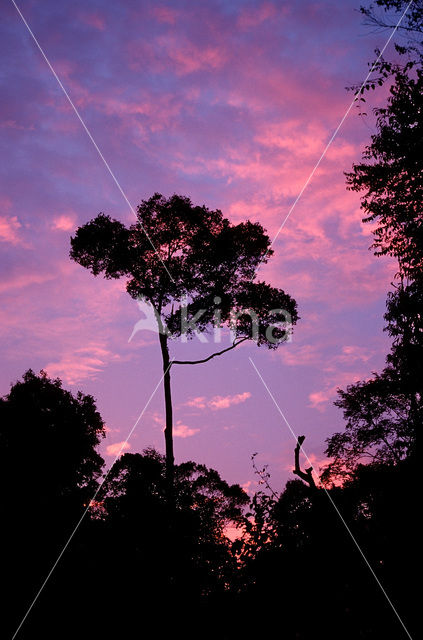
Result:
[0, 0, 400, 494]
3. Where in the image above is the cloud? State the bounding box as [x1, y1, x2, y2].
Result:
[174, 421, 200, 438]
[282, 451, 327, 486]
[79, 12, 106, 31]
[209, 391, 251, 410]
[306, 343, 379, 412]
[104, 425, 121, 434]
[45, 346, 120, 385]
[280, 344, 321, 367]
[106, 441, 131, 456]
[305, 452, 332, 477]
[241, 480, 255, 494]
[0, 270, 54, 294]
[151, 7, 178, 24]
[308, 368, 370, 412]
[52, 214, 77, 232]
[185, 392, 251, 411]
[185, 396, 207, 409]
[155, 36, 227, 76]
[0, 215, 23, 245]
[151, 413, 199, 438]
[335, 345, 372, 364]
[308, 389, 334, 411]
[237, 2, 278, 30]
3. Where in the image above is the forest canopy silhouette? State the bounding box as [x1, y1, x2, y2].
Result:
[1, 1, 420, 638]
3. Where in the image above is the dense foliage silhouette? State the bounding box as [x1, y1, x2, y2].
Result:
[0, 370, 106, 638]
[1, 371, 417, 638]
[322, 0, 422, 486]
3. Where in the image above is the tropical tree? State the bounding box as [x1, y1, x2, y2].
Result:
[0, 368, 105, 502]
[346, 65, 423, 280]
[70, 193, 298, 490]
[0, 369, 106, 637]
[323, 0, 422, 483]
[92, 448, 248, 633]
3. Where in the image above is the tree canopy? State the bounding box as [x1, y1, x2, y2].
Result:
[70, 192, 298, 343]
[70, 193, 298, 487]
[346, 66, 423, 280]
[0, 369, 105, 500]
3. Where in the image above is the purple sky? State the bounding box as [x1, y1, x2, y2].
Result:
[0, 0, 398, 494]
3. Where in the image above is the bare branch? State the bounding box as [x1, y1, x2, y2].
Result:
[251, 453, 279, 499]
[172, 337, 249, 366]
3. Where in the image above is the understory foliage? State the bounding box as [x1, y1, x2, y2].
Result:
[0, 371, 416, 638]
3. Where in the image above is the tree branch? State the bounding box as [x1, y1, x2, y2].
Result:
[172, 337, 249, 366]
[293, 435, 316, 489]
[251, 453, 279, 499]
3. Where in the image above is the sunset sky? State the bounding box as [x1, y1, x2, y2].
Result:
[0, 0, 400, 493]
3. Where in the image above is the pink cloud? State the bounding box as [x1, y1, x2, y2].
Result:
[209, 392, 251, 410]
[100, 92, 184, 134]
[305, 452, 332, 477]
[43, 59, 94, 110]
[335, 345, 373, 364]
[185, 392, 251, 411]
[79, 12, 106, 31]
[185, 396, 207, 409]
[0, 215, 22, 245]
[308, 369, 370, 412]
[255, 120, 330, 158]
[151, 7, 178, 24]
[1, 119, 34, 131]
[151, 413, 199, 438]
[241, 480, 255, 495]
[106, 441, 131, 457]
[174, 421, 200, 438]
[45, 346, 120, 385]
[154, 36, 227, 75]
[308, 389, 334, 411]
[280, 344, 321, 367]
[283, 451, 328, 486]
[237, 2, 278, 29]
[0, 271, 54, 294]
[104, 425, 121, 434]
[52, 214, 77, 232]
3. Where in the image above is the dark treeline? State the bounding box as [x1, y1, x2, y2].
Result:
[0, 369, 417, 639]
[1, 1, 421, 638]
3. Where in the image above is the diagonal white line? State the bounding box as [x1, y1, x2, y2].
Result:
[254, 0, 415, 277]
[10, 0, 175, 284]
[249, 357, 413, 640]
[11, 361, 173, 640]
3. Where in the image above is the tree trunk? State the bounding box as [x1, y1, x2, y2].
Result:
[159, 331, 174, 496]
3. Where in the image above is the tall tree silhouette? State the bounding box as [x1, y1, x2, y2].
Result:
[346, 66, 423, 280]
[323, 2, 422, 483]
[70, 193, 298, 491]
